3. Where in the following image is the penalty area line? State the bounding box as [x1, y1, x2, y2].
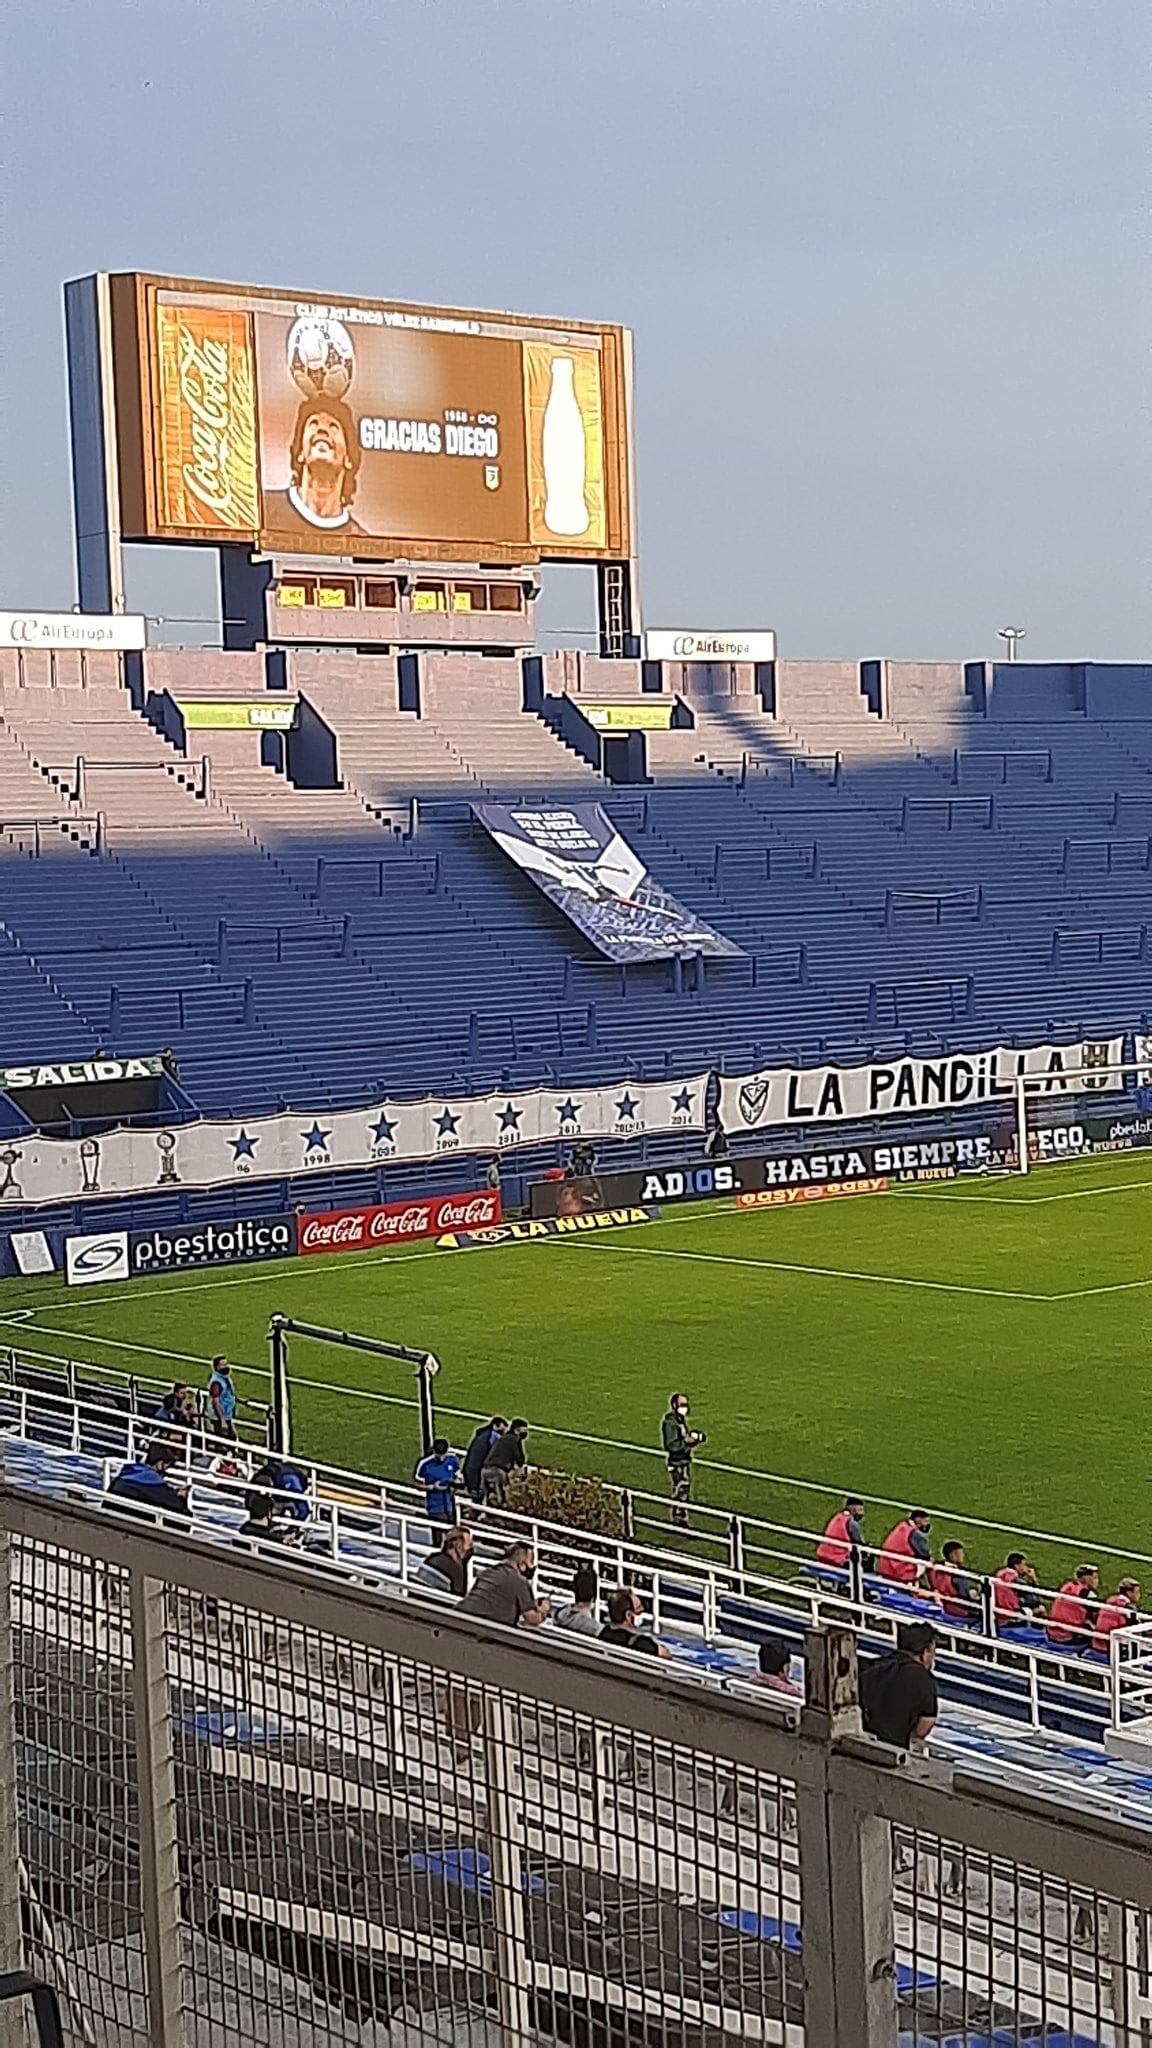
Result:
[558, 1239, 1050, 1301]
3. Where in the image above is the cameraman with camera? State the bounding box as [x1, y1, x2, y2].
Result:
[661, 1393, 705, 1528]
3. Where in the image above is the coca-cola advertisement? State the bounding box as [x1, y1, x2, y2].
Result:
[299, 1189, 501, 1257]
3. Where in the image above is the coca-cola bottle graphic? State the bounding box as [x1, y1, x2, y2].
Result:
[542, 356, 590, 536]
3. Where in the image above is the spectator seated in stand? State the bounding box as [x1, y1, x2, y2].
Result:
[416, 1526, 474, 1599]
[236, 1497, 302, 1547]
[154, 1383, 196, 1432]
[751, 1637, 802, 1696]
[861, 1623, 938, 1748]
[816, 1498, 867, 1575]
[553, 1564, 600, 1636]
[599, 1586, 670, 1659]
[1091, 1578, 1141, 1657]
[459, 1542, 550, 1628]
[929, 1540, 981, 1625]
[1047, 1564, 1100, 1650]
[992, 1552, 1045, 1631]
[877, 1511, 933, 1593]
[246, 1458, 310, 1524]
[107, 1442, 192, 1522]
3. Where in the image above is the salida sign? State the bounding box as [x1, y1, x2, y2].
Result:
[299, 1189, 500, 1255]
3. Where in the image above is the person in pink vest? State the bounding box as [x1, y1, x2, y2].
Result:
[817, 1498, 866, 1569]
[1046, 1564, 1100, 1648]
[878, 1510, 932, 1588]
[991, 1552, 1044, 1630]
[1092, 1579, 1141, 1656]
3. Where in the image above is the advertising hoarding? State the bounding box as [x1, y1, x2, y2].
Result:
[583, 704, 677, 730]
[65, 1214, 297, 1284]
[298, 1190, 500, 1255]
[99, 273, 633, 565]
[0, 612, 147, 652]
[644, 630, 776, 662]
[529, 1136, 1001, 1215]
[175, 701, 297, 729]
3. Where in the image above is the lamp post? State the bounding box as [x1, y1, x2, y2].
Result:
[998, 626, 1026, 663]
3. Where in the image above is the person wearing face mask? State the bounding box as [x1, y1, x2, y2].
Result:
[661, 1392, 705, 1528]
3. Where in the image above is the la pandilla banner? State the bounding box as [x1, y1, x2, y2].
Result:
[719, 1038, 1128, 1134]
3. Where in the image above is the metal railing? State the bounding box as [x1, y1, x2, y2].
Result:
[740, 751, 843, 788]
[952, 746, 1054, 786]
[0, 814, 103, 854]
[2, 1369, 1148, 1755]
[900, 793, 995, 831]
[3, 1485, 1152, 2047]
[1062, 834, 1152, 876]
[55, 755, 211, 805]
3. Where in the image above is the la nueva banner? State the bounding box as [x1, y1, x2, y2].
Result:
[474, 802, 742, 962]
[720, 1038, 1128, 1135]
[0, 1074, 709, 1211]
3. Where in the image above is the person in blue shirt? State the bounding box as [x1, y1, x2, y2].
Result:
[108, 1442, 192, 1521]
[246, 1459, 310, 1524]
[415, 1438, 461, 1522]
[207, 1356, 237, 1441]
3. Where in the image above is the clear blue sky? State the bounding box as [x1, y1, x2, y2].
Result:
[1, 0, 1147, 658]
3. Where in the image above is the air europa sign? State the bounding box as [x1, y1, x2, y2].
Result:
[644, 629, 776, 663]
[0, 612, 147, 652]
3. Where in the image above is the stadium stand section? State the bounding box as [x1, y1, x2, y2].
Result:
[0, 646, 1149, 1226]
[6, 1358, 1152, 1786]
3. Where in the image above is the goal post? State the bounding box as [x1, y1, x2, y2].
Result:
[267, 1314, 441, 1457]
[1012, 1057, 1152, 1177]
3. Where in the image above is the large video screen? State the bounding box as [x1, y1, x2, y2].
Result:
[106, 274, 633, 563]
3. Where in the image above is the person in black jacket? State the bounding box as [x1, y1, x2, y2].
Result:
[861, 1623, 939, 1748]
[480, 1419, 528, 1507]
[463, 1418, 507, 1504]
[107, 1443, 191, 1521]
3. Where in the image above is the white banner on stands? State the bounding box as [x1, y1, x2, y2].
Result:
[720, 1039, 1127, 1136]
[0, 1074, 709, 1212]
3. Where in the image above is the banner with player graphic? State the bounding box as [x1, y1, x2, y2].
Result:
[0, 1073, 709, 1212]
[474, 802, 742, 962]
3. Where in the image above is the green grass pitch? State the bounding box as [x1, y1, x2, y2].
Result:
[2, 1152, 1149, 1578]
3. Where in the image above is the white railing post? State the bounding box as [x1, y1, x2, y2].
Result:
[128, 1574, 184, 2048]
[0, 1531, 25, 2000]
[483, 1692, 532, 2048]
[1027, 1649, 1041, 1730]
[1014, 1072, 1031, 1175]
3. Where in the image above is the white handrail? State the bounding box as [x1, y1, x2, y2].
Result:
[2, 1375, 1131, 1747]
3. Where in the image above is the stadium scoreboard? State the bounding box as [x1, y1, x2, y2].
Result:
[67, 271, 634, 569]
